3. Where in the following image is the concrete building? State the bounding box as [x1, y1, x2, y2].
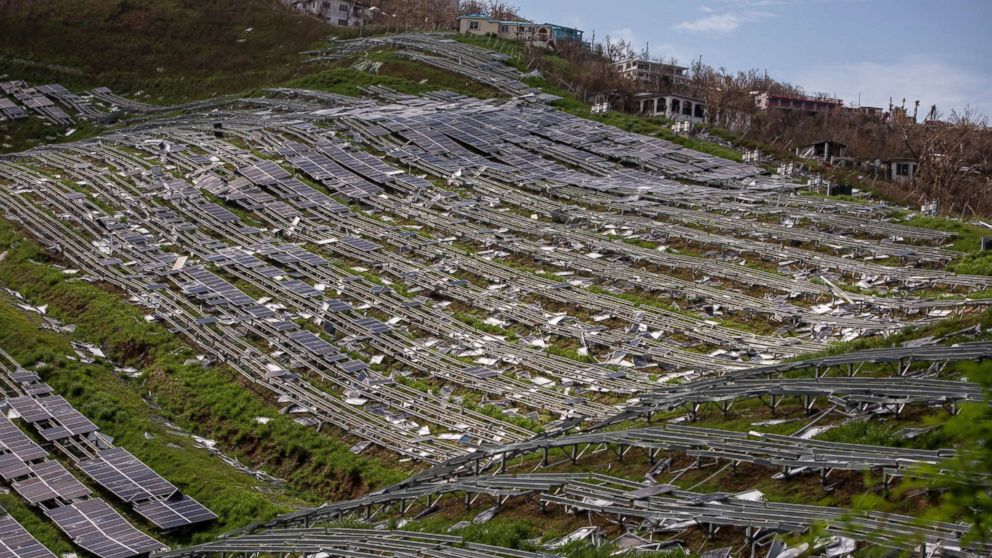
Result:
[457, 14, 583, 48]
[756, 92, 844, 115]
[886, 158, 918, 183]
[282, 0, 369, 27]
[614, 59, 689, 87]
[634, 92, 706, 123]
[796, 140, 848, 164]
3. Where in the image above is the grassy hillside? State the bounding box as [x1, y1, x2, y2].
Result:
[0, 0, 330, 102]
[0, 218, 409, 525]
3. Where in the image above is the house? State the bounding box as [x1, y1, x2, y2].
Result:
[614, 58, 689, 87]
[282, 0, 369, 27]
[796, 140, 847, 163]
[457, 14, 583, 48]
[634, 92, 706, 123]
[756, 92, 843, 115]
[885, 158, 918, 183]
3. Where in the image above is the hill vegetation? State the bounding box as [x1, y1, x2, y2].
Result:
[0, 0, 330, 102]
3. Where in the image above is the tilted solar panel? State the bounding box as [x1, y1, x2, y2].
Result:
[133, 495, 217, 530]
[0, 512, 58, 558]
[46, 499, 164, 558]
[77, 448, 177, 503]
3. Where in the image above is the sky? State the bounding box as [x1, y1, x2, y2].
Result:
[511, 0, 992, 119]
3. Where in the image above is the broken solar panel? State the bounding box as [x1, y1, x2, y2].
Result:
[288, 331, 339, 357]
[354, 317, 391, 335]
[281, 279, 322, 298]
[13, 461, 91, 505]
[46, 499, 163, 558]
[341, 236, 380, 252]
[76, 448, 177, 503]
[184, 268, 255, 306]
[464, 366, 499, 379]
[0, 512, 57, 558]
[338, 360, 368, 374]
[288, 153, 341, 181]
[134, 495, 217, 530]
[198, 202, 239, 223]
[325, 299, 351, 313]
[6, 396, 99, 441]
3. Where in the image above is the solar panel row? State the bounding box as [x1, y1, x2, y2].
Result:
[46, 499, 164, 558]
[0, 512, 57, 558]
[77, 448, 176, 503]
[6, 396, 99, 442]
[134, 495, 217, 530]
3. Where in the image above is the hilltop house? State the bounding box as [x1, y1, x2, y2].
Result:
[756, 92, 844, 115]
[457, 14, 583, 48]
[614, 58, 690, 88]
[282, 0, 369, 27]
[634, 92, 706, 124]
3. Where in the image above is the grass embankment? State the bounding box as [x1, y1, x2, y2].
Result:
[0, 0, 330, 103]
[0, 219, 408, 544]
[287, 50, 502, 99]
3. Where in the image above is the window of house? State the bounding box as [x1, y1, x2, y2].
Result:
[339, 2, 349, 11]
[896, 163, 911, 176]
[338, 18, 349, 25]
[670, 99, 681, 113]
[469, 21, 480, 30]
[500, 25, 509, 33]
[694, 104, 705, 118]
[682, 102, 692, 115]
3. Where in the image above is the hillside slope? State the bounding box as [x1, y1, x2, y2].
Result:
[0, 0, 329, 101]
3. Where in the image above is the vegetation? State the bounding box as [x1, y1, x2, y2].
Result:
[0, 0, 330, 103]
[286, 50, 501, 99]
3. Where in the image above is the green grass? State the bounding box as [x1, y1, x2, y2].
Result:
[0, 0, 330, 103]
[814, 419, 953, 450]
[453, 311, 515, 338]
[1, 117, 103, 154]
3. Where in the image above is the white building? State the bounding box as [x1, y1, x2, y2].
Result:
[282, 0, 369, 27]
[614, 58, 689, 87]
[634, 92, 706, 123]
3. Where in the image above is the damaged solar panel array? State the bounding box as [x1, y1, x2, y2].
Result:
[0, 349, 215, 558]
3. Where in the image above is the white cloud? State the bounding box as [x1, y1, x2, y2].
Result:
[796, 58, 992, 119]
[601, 27, 694, 65]
[673, 10, 774, 33]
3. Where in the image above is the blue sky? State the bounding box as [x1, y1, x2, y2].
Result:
[512, 0, 992, 119]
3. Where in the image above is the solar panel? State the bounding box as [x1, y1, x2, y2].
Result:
[464, 366, 499, 379]
[354, 317, 392, 335]
[0, 512, 57, 558]
[77, 448, 177, 503]
[0, 450, 32, 482]
[133, 495, 217, 530]
[326, 299, 351, 313]
[13, 461, 91, 505]
[339, 360, 368, 374]
[281, 279, 322, 298]
[287, 331, 339, 357]
[46, 499, 163, 558]
[341, 237, 380, 252]
[0, 416, 47, 463]
[199, 202, 239, 223]
[6, 396, 99, 441]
